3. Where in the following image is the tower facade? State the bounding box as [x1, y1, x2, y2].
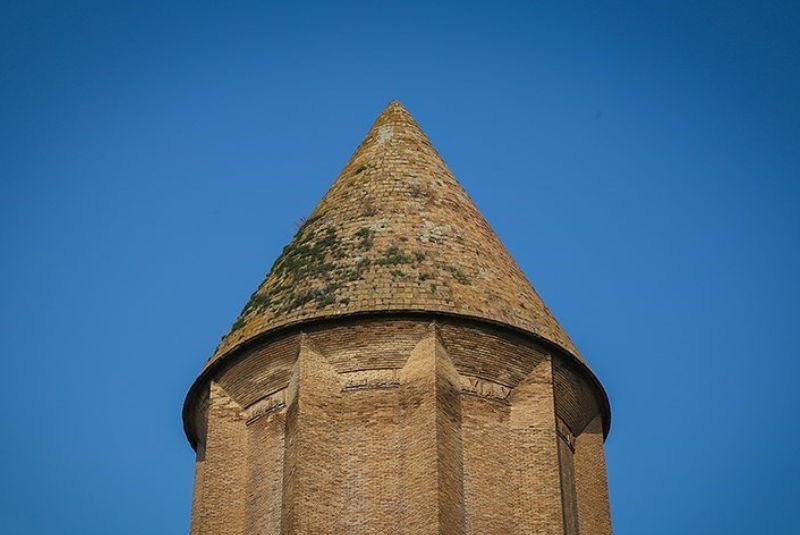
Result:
[183, 102, 612, 534]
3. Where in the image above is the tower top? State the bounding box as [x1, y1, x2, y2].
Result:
[210, 100, 581, 367]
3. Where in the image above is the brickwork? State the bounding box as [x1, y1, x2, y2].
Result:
[186, 317, 611, 533]
[184, 101, 613, 533]
[209, 101, 582, 368]
[510, 358, 564, 534]
[461, 395, 512, 534]
[400, 329, 465, 534]
[189, 444, 205, 535]
[558, 435, 579, 535]
[195, 383, 248, 535]
[340, 386, 402, 533]
[574, 415, 613, 535]
[245, 410, 284, 535]
[281, 337, 343, 534]
[553, 358, 600, 436]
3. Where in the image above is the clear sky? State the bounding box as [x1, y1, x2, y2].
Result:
[1, 1, 798, 534]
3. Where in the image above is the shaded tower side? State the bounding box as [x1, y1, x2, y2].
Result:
[184, 315, 611, 535]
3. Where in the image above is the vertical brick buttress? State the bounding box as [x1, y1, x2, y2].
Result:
[281, 336, 343, 534]
[245, 410, 285, 534]
[510, 358, 564, 534]
[400, 329, 465, 535]
[574, 415, 613, 535]
[192, 382, 248, 535]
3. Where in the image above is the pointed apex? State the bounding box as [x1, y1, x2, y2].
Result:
[371, 100, 424, 134]
[210, 103, 582, 366]
[385, 99, 408, 111]
[359, 100, 425, 150]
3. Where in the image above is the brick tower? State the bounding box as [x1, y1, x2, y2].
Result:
[183, 101, 612, 534]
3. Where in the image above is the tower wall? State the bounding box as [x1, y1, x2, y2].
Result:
[574, 415, 613, 535]
[185, 315, 611, 534]
[461, 395, 512, 533]
[281, 337, 343, 533]
[509, 357, 563, 534]
[245, 403, 285, 535]
[190, 382, 248, 535]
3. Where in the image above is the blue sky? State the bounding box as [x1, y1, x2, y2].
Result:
[1, 1, 798, 533]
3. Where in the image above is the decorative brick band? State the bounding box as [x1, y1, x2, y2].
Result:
[460, 375, 511, 402]
[342, 369, 401, 390]
[243, 389, 288, 424]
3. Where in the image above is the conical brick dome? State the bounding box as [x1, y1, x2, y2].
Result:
[210, 101, 581, 366]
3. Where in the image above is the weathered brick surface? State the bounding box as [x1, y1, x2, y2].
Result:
[217, 332, 299, 409]
[400, 329, 465, 535]
[184, 101, 614, 533]
[461, 395, 512, 534]
[195, 383, 248, 535]
[307, 318, 430, 372]
[553, 357, 600, 436]
[510, 358, 564, 534]
[281, 337, 342, 534]
[575, 415, 613, 535]
[340, 386, 402, 534]
[186, 317, 612, 534]
[245, 411, 284, 535]
[189, 445, 205, 535]
[209, 101, 582, 367]
[558, 429, 579, 535]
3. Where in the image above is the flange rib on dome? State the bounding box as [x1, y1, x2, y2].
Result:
[209, 100, 582, 367]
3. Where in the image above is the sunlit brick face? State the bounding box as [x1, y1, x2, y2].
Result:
[184, 316, 611, 535]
